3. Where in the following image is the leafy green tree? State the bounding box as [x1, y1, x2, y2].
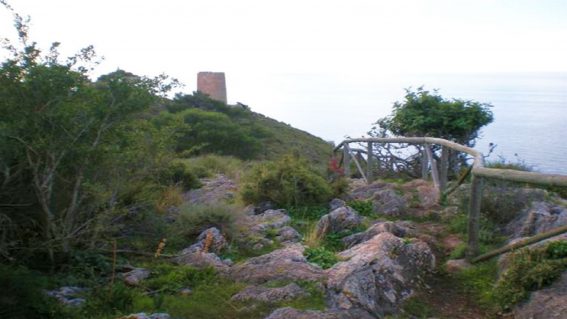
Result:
[0, 4, 177, 261]
[174, 108, 262, 159]
[372, 87, 493, 146]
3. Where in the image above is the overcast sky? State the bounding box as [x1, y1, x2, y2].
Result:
[2, 0, 567, 143]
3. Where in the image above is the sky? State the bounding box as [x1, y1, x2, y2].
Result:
[1, 0, 567, 144]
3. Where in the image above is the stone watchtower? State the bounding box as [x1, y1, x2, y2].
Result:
[197, 72, 227, 104]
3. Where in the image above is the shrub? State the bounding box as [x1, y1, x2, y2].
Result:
[155, 186, 184, 214]
[348, 200, 374, 217]
[0, 265, 63, 319]
[83, 282, 142, 317]
[240, 154, 333, 207]
[168, 204, 242, 249]
[161, 161, 201, 190]
[143, 264, 217, 294]
[304, 246, 339, 269]
[493, 241, 567, 309]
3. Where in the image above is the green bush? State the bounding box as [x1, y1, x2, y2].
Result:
[348, 200, 374, 217]
[304, 246, 339, 269]
[168, 204, 242, 249]
[161, 161, 201, 190]
[178, 155, 246, 180]
[0, 265, 63, 319]
[240, 154, 333, 207]
[143, 264, 217, 294]
[493, 241, 567, 309]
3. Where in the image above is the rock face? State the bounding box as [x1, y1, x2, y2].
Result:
[249, 209, 292, 233]
[46, 286, 88, 307]
[174, 227, 231, 271]
[400, 179, 440, 209]
[506, 201, 567, 239]
[513, 272, 567, 319]
[326, 232, 435, 317]
[349, 182, 407, 216]
[265, 307, 374, 319]
[342, 221, 415, 248]
[229, 243, 325, 283]
[184, 174, 236, 205]
[316, 206, 362, 237]
[231, 283, 307, 303]
[118, 313, 170, 319]
[238, 208, 302, 250]
[122, 268, 151, 286]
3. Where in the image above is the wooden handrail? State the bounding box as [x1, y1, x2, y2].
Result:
[335, 136, 567, 260]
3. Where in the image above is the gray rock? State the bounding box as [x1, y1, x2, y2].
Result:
[185, 174, 236, 205]
[329, 198, 347, 211]
[45, 286, 88, 307]
[118, 313, 171, 319]
[264, 307, 375, 319]
[122, 268, 150, 286]
[174, 250, 230, 272]
[254, 201, 276, 214]
[326, 232, 435, 317]
[506, 201, 567, 239]
[195, 227, 228, 254]
[230, 243, 325, 283]
[276, 226, 302, 243]
[249, 209, 291, 233]
[342, 221, 416, 248]
[401, 179, 439, 209]
[371, 189, 407, 216]
[315, 206, 362, 237]
[231, 283, 307, 303]
[514, 271, 567, 319]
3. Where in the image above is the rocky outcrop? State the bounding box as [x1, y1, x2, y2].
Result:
[513, 271, 567, 319]
[117, 313, 170, 319]
[173, 227, 231, 271]
[341, 221, 415, 248]
[400, 179, 439, 209]
[46, 286, 88, 307]
[505, 201, 567, 239]
[349, 182, 407, 216]
[231, 283, 307, 303]
[326, 232, 435, 317]
[229, 243, 325, 283]
[238, 208, 302, 250]
[265, 307, 374, 319]
[249, 209, 292, 233]
[122, 268, 151, 286]
[184, 174, 236, 205]
[315, 206, 362, 237]
[329, 198, 347, 211]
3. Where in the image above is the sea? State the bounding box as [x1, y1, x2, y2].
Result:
[242, 72, 567, 175]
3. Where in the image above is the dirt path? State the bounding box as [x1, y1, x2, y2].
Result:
[408, 221, 501, 319]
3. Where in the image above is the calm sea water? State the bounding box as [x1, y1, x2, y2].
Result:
[247, 72, 567, 175]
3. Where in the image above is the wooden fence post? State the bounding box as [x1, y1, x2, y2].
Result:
[425, 144, 440, 189]
[439, 147, 449, 192]
[343, 144, 351, 177]
[421, 146, 429, 180]
[367, 142, 374, 183]
[466, 175, 483, 260]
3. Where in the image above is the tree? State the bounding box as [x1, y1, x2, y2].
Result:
[372, 87, 493, 147]
[0, 3, 177, 262]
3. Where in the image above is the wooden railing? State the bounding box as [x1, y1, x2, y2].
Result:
[334, 137, 567, 260]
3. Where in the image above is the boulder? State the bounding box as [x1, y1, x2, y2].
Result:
[184, 174, 236, 205]
[276, 226, 302, 243]
[229, 243, 325, 283]
[194, 227, 227, 254]
[513, 271, 567, 319]
[329, 198, 347, 211]
[401, 179, 439, 209]
[254, 201, 276, 214]
[505, 201, 567, 239]
[45, 286, 88, 307]
[231, 283, 307, 303]
[371, 189, 407, 216]
[265, 307, 374, 319]
[342, 221, 415, 248]
[117, 313, 170, 319]
[122, 268, 151, 286]
[315, 206, 362, 237]
[249, 209, 292, 233]
[326, 232, 435, 317]
[174, 250, 230, 272]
